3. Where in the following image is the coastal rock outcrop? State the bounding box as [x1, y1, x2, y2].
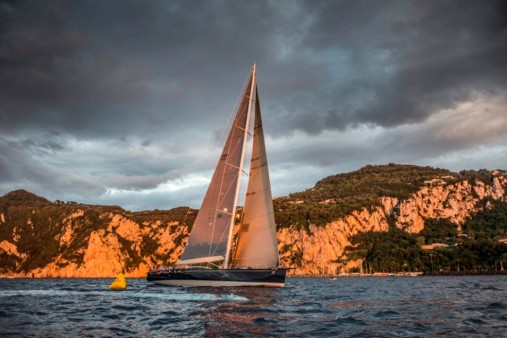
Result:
[0, 200, 192, 278]
[277, 173, 507, 275]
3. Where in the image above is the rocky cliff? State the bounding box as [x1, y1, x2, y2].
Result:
[0, 165, 506, 277]
[0, 190, 194, 278]
[279, 171, 507, 275]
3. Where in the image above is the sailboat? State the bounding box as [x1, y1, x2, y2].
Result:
[147, 65, 287, 287]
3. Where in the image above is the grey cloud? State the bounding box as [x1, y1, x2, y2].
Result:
[18, 133, 66, 156]
[2, 0, 506, 139]
[0, 1, 154, 138]
[0, 1, 284, 140]
[100, 173, 164, 191]
[0, 136, 105, 199]
[265, 0, 507, 133]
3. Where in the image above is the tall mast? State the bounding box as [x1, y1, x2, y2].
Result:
[223, 64, 256, 268]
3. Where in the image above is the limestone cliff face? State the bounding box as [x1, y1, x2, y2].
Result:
[277, 173, 507, 275]
[0, 171, 506, 278]
[397, 175, 506, 233]
[277, 201, 392, 275]
[0, 203, 191, 278]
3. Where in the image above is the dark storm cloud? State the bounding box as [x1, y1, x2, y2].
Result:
[0, 1, 155, 137]
[3, 0, 504, 138]
[0, 0, 294, 139]
[268, 0, 507, 133]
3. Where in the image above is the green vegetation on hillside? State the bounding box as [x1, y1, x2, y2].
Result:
[419, 218, 458, 244]
[0, 190, 195, 273]
[0, 192, 82, 271]
[346, 227, 423, 273]
[0, 193, 117, 272]
[132, 207, 196, 230]
[462, 199, 507, 240]
[0, 189, 51, 205]
[274, 164, 455, 229]
[273, 164, 505, 230]
[342, 200, 507, 273]
[457, 169, 504, 186]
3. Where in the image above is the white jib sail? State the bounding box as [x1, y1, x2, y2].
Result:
[231, 87, 280, 269]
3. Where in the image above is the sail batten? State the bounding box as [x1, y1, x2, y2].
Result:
[178, 256, 225, 265]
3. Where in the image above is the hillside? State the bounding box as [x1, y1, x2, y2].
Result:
[0, 191, 196, 277]
[1, 164, 506, 277]
[274, 164, 504, 229]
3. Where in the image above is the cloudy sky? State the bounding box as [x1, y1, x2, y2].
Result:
[1, 0, 506, 211]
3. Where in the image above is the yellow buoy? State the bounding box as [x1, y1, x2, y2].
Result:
[109, 272, 127, 290]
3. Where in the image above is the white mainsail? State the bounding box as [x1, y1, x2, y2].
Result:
[178, 65, 279, 270]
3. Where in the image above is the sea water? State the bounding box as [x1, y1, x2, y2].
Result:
[0, 276, 505, 337]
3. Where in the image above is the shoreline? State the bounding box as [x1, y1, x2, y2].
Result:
[2, 271, 506, 279]
[291, 271, 507, 278]
[422, 270, 507, 276]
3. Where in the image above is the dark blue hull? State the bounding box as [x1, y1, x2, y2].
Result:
[147, 268, 287, 287]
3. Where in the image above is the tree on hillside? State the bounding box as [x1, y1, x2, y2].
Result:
[463, 200, 507, 240]
[419, 218, 458, 244]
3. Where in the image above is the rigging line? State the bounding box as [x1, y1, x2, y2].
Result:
[234, 124, 253, 136]
[225, 162, 248, 175]
[182, 206, 192, 226]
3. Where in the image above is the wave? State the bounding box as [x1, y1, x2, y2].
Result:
[0, 289, 248, 302]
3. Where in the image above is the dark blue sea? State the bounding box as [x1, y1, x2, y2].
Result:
[0, 276, 506, 337]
